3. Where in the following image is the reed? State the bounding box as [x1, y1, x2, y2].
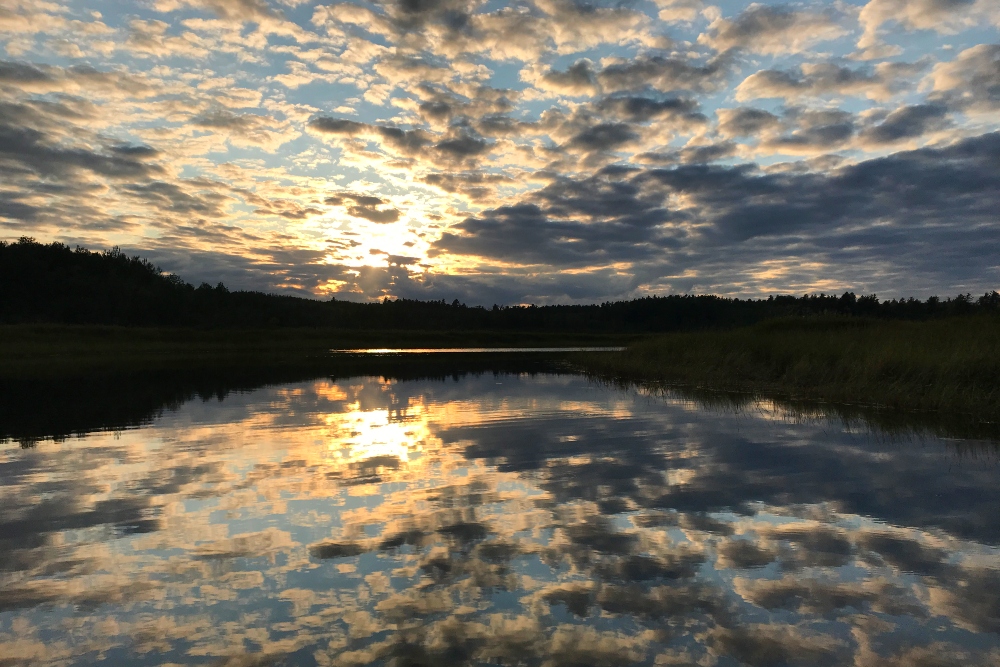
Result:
[582, 316, 1000, 419]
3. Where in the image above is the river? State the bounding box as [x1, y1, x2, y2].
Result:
[1, 366, 999, 665]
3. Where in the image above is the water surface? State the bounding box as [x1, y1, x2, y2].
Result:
[2, 372, 999, 666]
[329, 347, 626, 353]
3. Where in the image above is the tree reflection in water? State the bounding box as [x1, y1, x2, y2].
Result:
[1, 372, 999, 666]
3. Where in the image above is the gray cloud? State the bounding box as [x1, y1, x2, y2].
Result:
[309, 115, 494, 165]
[1, 0, 998, 305]
[717, 107, 781, 138]
[308, 116, 433, 154]
[569, 122, 639, 150]
[595, 95, 705, 124]
[124, 181, 230, 216]
[419, 171, 514, 201]
[426, 132, 1000, 301]
[539, 59, 599, 95]
[0, 119, 163, 180]
[700, 4, 848, 55]
[325, 192, 402, 224]
[860, 103, 950, 145]
[737, 61, 924, 102]
[766, 109, 855, 152]
[597, 53, 733, 93]
[927, 44, 1000, 112]
[435, 132, 491, 157]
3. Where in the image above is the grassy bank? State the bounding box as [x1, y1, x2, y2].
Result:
[581, 316, 1000, 420]
[0, 325, 635, 378]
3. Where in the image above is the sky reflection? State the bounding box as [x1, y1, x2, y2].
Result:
[1, 374, 999, 666]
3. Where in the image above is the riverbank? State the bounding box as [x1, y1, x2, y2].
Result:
[580, 316, 1000, 421]
[3, 318, 1000, 443]
[0, 324, 636, 378]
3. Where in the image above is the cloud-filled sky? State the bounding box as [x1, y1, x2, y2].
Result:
[0, 0, 998, 303]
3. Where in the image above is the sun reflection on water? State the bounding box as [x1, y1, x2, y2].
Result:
[1, 374, 999, 666]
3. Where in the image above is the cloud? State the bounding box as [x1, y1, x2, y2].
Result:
[308, 115, 496, 169]
[153, 0, 317, 40]
[653, 0, 704, 23]
[0, 59, 158, 97]
[926, 44, 1000, 112]
[597, 53, 733, 94]
[0, 0, 998, 303]
[716, 107, 781, 138]
[0, 118, 163, 181]
[308, 116, 433, 156]
[435, 131, 491, 157]
[126, 19, 213, 60]
[595, 95, 705, 124]
[192, 108, 299, 149]
[419, 170, 513, 201]
[858, 0, 1000, 54]
[858, 103, 950, 145]
[427, 132, 1000, 301]
[736, 62, 924, 102]
[699, 4, 848, 55]
[568, 122, 639, 151]
[711, 623, 849, 666]
[326, 192, 402, 223]
[764, 108, 856, 153]
[526, 59, 599, 96]
[155, 0, 278, 24]
[124, 180, 231, 216]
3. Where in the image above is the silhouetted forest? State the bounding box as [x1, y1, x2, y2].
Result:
[3, 238, 999, 331]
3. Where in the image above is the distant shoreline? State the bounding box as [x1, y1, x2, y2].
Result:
[0, 324, 637, 378]
[3, 316, 998, 435]
[580, 315, 1000, 425]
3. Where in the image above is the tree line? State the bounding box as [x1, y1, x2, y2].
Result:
[2, 238, 998, 331]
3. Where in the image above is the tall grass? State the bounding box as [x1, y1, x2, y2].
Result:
[583, 316, 1000, 419]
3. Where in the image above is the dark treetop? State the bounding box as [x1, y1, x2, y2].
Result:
[2, 238, 998, 331]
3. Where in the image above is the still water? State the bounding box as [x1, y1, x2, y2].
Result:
[2, 372, 999, 666]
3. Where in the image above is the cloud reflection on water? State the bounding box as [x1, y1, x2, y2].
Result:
[1, 374, 999, 666]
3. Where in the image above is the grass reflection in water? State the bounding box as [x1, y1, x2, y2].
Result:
[1, 373, 999, 666]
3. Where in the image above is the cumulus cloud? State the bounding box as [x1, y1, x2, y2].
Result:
[764, 108, 856, 153]
[736, 61, 925, 102]
[858, 0, 1000, 56]
[0, 0, 997, 301]
[595, 95, 705, 124]
[699, 4, 848, 55]
[0, 59, 158, 97]
[926, 44, 1000, 112]
[524, 59, 600, 96]
[326, 191, 402, 223]
[654, 0, 704, 23]
[597, 53, 733, 94]
[192, 108, 299, 149]
[858, 103, 950, 145]
[716, 107, 781, 138]
[0, 117, 163, 181]
[429, 133, 1000, 300]
[309, 116, 432, 154]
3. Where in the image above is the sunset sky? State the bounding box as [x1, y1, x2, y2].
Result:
[1, 0, 998, 303]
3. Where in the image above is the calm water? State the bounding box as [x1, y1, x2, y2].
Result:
[2, 372, 999, 666]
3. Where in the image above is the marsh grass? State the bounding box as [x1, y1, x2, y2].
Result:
[581, 315, 1000, 422]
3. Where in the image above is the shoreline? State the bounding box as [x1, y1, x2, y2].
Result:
[0, 324, 638, 378]
[3, 317, 999, 439]
[577, 315, 1000, 423]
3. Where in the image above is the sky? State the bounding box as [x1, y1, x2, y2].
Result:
[0, 0, 998, 304]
